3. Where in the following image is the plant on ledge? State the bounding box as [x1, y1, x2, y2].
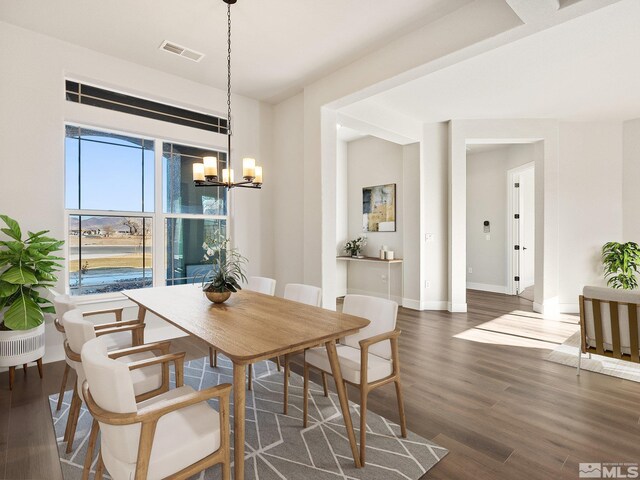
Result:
[0, 215, 64, 330]
[602, 241, 640, 290]
[201, 233, 247, 303]
[344, 236, 367, 258]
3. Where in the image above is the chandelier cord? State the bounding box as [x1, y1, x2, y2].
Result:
[227, 2, 232, 138]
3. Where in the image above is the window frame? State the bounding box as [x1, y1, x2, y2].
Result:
[63, 121, 231, 299]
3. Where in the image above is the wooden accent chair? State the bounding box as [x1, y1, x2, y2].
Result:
[302, 294, 407, 465]
[281, 283, 323, 414]
[62, 309, 168, 455]
[208, 276, 278, 389]
[82, 336, 232, 480]
[578, 286, 640, 375]
[53, 295, 129, 411]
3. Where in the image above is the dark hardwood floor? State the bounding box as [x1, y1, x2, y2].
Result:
[1, 289, 639, 479]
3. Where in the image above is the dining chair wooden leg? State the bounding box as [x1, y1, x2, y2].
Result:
[276, 356, 281, 372]
[321, 372, 329, 397]
[395, 378, 407, 438]
[36, 358, 43, 379]
[82, 420, 99, 480]
[303, 362, 310, 428]
[209, 347, 218, 368]
[8, 366, 15, 390]
[325, 340, 362, 468]
[65, 388, 82, 453]
[56, 364, 70, 411]
[247, 364, 253, 391]
[359, 384, 368, 466]
[95, 451, 104, 480]
[63, 382, 79, 442]
[283, 354, 290, 415]
[222, 458, 230, 480]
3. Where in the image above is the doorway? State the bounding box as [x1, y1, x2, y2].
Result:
[508, 162, 535, 298]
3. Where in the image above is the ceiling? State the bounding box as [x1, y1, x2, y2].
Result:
[0, 0, 471, 103]
[341, 0, 640, 123]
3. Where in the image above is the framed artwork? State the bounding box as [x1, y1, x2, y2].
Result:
[362, 183, 396, 232]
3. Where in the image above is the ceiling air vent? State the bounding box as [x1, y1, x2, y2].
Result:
[159, 40, 204, 62]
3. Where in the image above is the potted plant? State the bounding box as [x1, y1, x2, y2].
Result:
[201, 234, 247, 304]
[0, 215, 64, 388]
[344, 236, 367, 258]
[602, 241, 640, 289]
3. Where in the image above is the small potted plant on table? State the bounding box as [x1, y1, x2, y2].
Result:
[344, 236, 367, 258]
[201, 234, 248, 304]
[0, 215, 64, 389]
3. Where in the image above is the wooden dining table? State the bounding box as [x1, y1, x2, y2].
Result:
[123, 284, 370, 480]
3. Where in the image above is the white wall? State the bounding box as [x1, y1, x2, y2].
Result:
[0, 22, 274, 362]
[623, 118, 640, 242]
[336, 139, 349, 297]
[402, 143, 421, 307]
[466, 144, 534, 292]
[451, 119, 624, 314]
[272, 93, 305, 296]
[285, 1, 521, 308]
[422, 123, 449, 310]
[344, 136, 403, 301]
[557, 122, 623, 308]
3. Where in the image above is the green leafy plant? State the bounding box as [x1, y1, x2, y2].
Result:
[201, 233, 247, 294]
[344, 236, 367, 257]
[602, 241, 640, 290]
[0, 215, 64, 330]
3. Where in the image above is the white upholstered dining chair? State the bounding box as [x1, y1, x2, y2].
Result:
[281, 283, 323, 414]
[208, 276, 278, 388]
[302, 294, 407, 465]
[62, 309, 169, 455]
[53, 294, 130, 412]
[81, 336, 231, 480]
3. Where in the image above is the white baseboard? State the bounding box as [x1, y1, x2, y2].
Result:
[466, 282, 508, 294]
[402, 298, 421, 310]
[448, 302, 468, 313]
[399, 299, 448, 311]
[345, 289, 448, 311]
[557, 303, 580, 314]
[421, 300, 448, 310]
[533, 301, 579, 315]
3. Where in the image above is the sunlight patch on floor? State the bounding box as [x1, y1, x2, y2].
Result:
[454, 313, 580, 349]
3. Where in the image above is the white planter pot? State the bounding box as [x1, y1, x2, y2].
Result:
[0, 323, 46, 367]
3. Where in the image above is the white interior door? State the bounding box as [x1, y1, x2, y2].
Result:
[518, 167, 535, 291]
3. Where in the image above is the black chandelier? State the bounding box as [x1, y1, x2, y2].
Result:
[192, 0, 263, 190]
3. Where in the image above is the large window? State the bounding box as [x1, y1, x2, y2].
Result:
[65, 126, 227, 295]
[163, 142, 227, 285]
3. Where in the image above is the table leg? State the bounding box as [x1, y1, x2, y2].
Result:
[325, 340, 362, 468]
[233, 363, 246, 480]
[135, 306, 147, 346]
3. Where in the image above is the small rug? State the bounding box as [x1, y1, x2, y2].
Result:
[50, 355, 447, 479]
[546, 332, 640, 382]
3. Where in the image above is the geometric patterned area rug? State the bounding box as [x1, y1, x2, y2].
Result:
[546, 332, 640, 383]
[50, 354, 447, 479]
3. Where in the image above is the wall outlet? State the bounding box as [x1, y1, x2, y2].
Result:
[468, 267, 473, 274]
[425, 233, 434, 242]
[381, 274, 388, 282]
[425, 281, 431, 288]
